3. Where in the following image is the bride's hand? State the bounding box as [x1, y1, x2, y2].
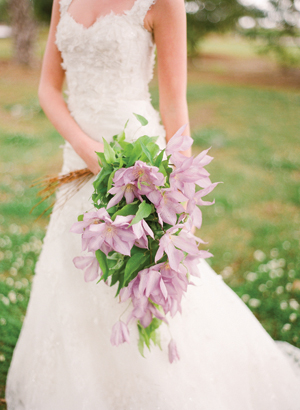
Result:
[75, 137, 104, 175]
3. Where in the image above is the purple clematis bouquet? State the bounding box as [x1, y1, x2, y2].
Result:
[71, 114, 218, 363]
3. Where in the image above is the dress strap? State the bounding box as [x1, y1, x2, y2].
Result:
[132, 0, 157, 25]
[58, 0, 72, 16]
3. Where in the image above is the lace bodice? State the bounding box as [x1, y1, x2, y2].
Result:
[55, 0, 156, 123]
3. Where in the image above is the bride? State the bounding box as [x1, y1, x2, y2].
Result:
[5, 0, 300, 409]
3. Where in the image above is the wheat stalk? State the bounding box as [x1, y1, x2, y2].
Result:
[31, 168, 94, 218]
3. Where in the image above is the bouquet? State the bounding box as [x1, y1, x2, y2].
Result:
[70, 114, 219, 363]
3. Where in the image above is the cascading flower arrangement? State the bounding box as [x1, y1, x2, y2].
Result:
[70, 114, 219, 363]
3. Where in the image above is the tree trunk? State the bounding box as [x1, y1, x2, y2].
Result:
[8, 0, 36, 66]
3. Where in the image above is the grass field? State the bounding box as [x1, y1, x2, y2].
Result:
[0, 32, 300, 405]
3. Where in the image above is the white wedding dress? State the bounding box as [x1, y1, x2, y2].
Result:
[5, 0, 300, 409]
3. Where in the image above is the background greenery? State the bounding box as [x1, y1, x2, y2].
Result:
[0, 20, 300, 410]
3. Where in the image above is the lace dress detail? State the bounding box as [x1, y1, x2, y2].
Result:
[5, 0, 300, 409]
[55, 0, 162, 143]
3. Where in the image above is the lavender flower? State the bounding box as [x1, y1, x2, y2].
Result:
[110, 321, 130, 346]
[73, 254, 100, 282]
[132, 219, 154, 248]
[168, 339, 180, 363]
[113, 161, 165, 193]
[156, 189, 187, 226]
[186, 182, 220, 228]
[155, 226, 202, 270]
[107, 183, 143, 209]
[82, 215, 137, 255]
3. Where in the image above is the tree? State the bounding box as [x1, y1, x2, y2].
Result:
[32, 0, 53, 22]
[240, 0, 300, 68]
[185, 0, 263, 55]
[8, 0, 36, 65]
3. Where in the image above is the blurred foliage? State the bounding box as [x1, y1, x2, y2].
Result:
[0, 0, 52, 23]
[32, 0, 53, 22]
[185, 0, 263, 55]
[224, 244, 300, 346]
[0, 231, 44, 400]
[1, 0, 300, 67]
[0, 0, 9, 21]
[241, 0, 300, 68]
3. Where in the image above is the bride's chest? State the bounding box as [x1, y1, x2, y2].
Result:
[55, 12, 153, 61]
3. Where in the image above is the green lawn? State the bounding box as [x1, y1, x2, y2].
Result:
[1, 33, 300, 405]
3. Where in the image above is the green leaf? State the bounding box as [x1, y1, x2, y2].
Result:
[138, 324, 146, 357]
[158, 162, 167, 178]
[137, 317, 163, 357]
[124, 252, 148, 283]
[130, 201, 153, 225]
[138, 323, 150, 349]
[146, 141, 160, 158]
[95, 249, 109, 280]
[77, 214, 83, 222]
[115, 275, 125, 296]
[110, 270, 122, 287]
[107, 205, 117, 216]
[154, 149, 165, 167]
[133, 113, 148, 126]
[102, 138, 116, 164]
[93, 167, 112, 189]
[111, 201, 139, 220]
[131, 245, 147, 256]
[140, 142, 153, 165]
[96, 152, 108, 168]
[128, 143, 142, 166]
[115, 129, 125, 144]
[148, 318, 162, 349]
[107, 169, 116, 192]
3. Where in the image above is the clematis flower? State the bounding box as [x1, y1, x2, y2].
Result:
[182, 253, 213, 278]
[186, 182, 220, 228]
[70, 208, 110, 234]
[83, 215, 137, 255]
[110, 321, 130, 346]
[168, 339, 180, 363]
[132, 219, 154, 248]
[156, 189, 187, 226]
[193, 182, 220, 206]
[165, 124, 192, 157]
[132, 296, 168, 328]
[140, 263, 189, 317]
[73, 253, 101, 282]
[155, 225, 202, 270]
[113, 161, 165, 194]
[107, 183, 143, 209]
[119, 269, 168, 328]
[169, 156, 203, 199]
[193, 148, 214, 168]
[138, 267, 167, 300]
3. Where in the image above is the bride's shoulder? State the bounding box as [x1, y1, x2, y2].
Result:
[149, 0, 185, 27]
[153, 0, 185, 11]
[151, 0, 185, 20]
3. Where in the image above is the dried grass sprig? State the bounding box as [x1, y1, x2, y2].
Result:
[31, 168, 94, 218]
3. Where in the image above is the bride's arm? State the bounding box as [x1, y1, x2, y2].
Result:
[147, 0, 191, 158]
[38, 0, 103, 174]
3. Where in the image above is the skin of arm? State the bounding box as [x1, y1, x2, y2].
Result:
[146, 0, 193, 230]
[38, 0, 104, 175]
[145, 0, 191, 158]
